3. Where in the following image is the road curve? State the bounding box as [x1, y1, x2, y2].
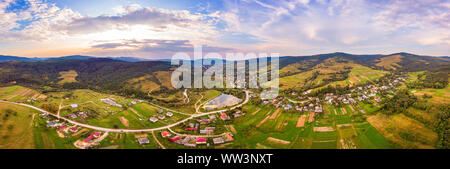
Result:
[0, 90, 250, 133]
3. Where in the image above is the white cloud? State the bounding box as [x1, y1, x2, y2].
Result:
[217, 0, 450, 56]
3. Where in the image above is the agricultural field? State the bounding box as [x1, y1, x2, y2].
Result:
[0, 85, 46, 102]
[411, 85, 450, 104]
[332, 65, 387, 87]
[97, 132, 160, 149]
[367, 113, 438, 149]
[280, 59, 386, 90]
[0, 102, 83, 149]
[229, 102, 394, 149]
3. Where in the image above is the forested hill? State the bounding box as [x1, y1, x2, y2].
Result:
[0, 52, 448, 97]
[0, 58, 173, 92]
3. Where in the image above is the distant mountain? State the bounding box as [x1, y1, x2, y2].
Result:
[105, 57, 152, 62]
[0, 55, 151, 62]
[0, 55, 45, 62]
[46, 55, 95, 61]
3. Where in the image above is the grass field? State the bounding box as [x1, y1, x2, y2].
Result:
[229, 101, 394, 149]
[367, 113, 437, 149]
[0, 102, 39, 149]
[0, 102, 83, 149]
[375, 54, 403, 70]
[0, 85, 44, 102]
[58, 70, 78, 84]
[280, 59, 386, 90]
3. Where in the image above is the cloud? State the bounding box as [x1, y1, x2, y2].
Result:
[88, 39, 234, 58]
[56, 6, 205, 35]
[217, 0, 450, 55]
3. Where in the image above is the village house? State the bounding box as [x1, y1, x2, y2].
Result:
[197, 118, 211, 124]
[342, 98, 349, 104]
[46, 122, 59, 128]
[220, 113, 230, 121]
[196, 138, 207, 144]
[69, 126, 78, 132]
[315, 106, 323, 113]
[168, 136, 181, 142]
[158, 114, 165, 120]
[224, 133, 234, 142]
[149, 117, 159, 123]
[93, 132, 101, 138]
[71, 104, 78, 108]
[138, 137, 150, 145]
[213, 137, 225, 144]
[68, 114, 77, 119]
[184, 143, 196, 147]
[161, 131, 172, 138]
[166, 112, 173, 117]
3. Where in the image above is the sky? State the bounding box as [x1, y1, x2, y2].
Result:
[0, 0, 449, 59]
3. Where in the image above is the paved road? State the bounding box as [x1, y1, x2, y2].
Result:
[183, 89, 189, 104]
[0, 90, 250, 133]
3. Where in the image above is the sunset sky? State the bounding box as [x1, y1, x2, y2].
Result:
[0, 0, 449, 59]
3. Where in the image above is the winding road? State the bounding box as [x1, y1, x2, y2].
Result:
[0, 90, 250, 133]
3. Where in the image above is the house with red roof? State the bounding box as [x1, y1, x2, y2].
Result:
[59, 125, 67, 130]
[184, 127, 198, 131]
[93, 132, 101, 138]
[84, 135, 94, 142]
[168, 136, 181, 142]
[220, 113, 230, 120]
[196, 137, 207, 144]
[161, 131, 172, 138]
[69, 127, 78, 132]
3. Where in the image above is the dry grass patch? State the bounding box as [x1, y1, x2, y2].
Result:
[270, 108, 281, 119]
[267, 137, 291, 145]
[314, 127, 335, 132]
[58, 70, 78, 84]
[296, 115, 306, 127]
[256, 115, 271, 127]
[308, 112, 315, 123]
[119, 116, 129, 127]
[367, 113, 437, 149]
[375, 55, 402, 70]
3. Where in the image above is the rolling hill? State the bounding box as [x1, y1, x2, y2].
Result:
[0, 52, 448, 101]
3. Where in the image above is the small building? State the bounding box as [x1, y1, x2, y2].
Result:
[69, 127, 78, 132]
[158, 114, 165, 119]
[93, 132, 101, 138]
[71, 104, 78, 108]
[184, 143, 196, 147]
[46, 122, 58, 128]
[161, 131, 172, 138]
[166, 112, 173, 117]
[185, 127, 198, 131]
[224, 133, 234, 142]
[59, 125, 67, 130]
[213, 137, 224, 144]
[196, 138, 207, 144]
[168, 136, 181, 142]
[138, 137, 150, 145]
[68, 114, 77, 119]
[220, 113, 230, 121]
[149, 117, 159, 123]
